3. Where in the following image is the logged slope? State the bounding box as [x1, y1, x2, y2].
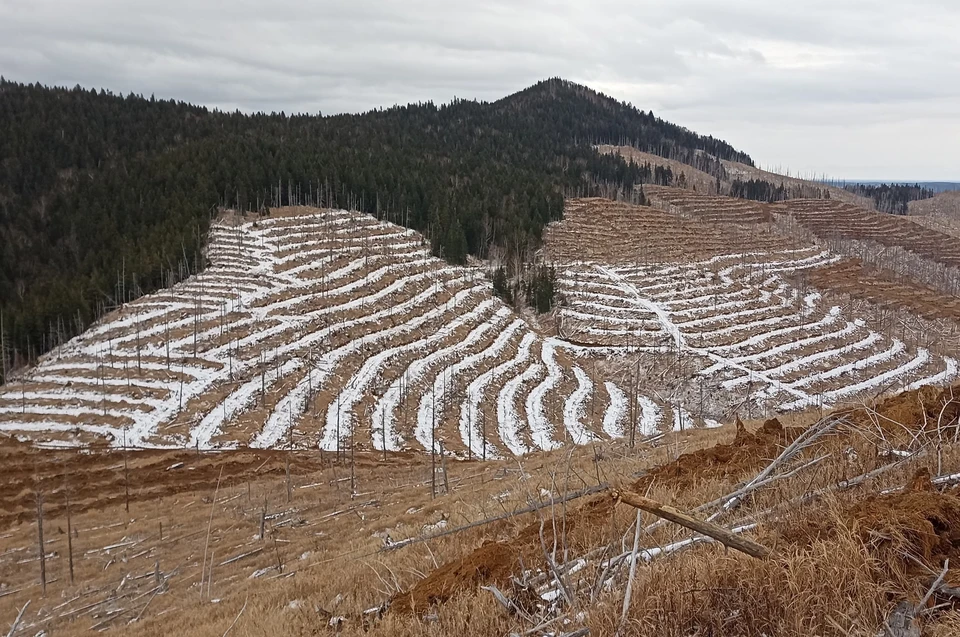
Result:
[0, 78, 751, 374]
[0, 207, 696, 451]
[546, 198, 960, 417]
[7, 198, 958, 451]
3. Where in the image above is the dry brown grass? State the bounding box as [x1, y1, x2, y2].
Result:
[6, 385, 960, 636]
[909, 191, 960, 220]
[595, 145, 720, 194]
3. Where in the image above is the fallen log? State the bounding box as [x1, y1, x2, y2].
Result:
[610, 488, 773, 560]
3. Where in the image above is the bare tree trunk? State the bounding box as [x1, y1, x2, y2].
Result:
[123, 428, 130, 513]
[614, 488, 772, 559]
[36, 491, 46, 596]
[1, 309, 6, 384]
[65, 483, 75, 586]
[285, 430, 292, 505]
[440, 441, 450, 495]
[259, 497, 267, 541]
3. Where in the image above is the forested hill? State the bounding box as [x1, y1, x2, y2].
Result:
[0, 77, 752, 376]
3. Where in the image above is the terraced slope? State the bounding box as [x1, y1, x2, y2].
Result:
[645, 185, 773, 224]
[0, 208, 693, 452]
[775, 199, 960, 269]
[544, 198, 796, 264]
[548, 198, 959, 417]
[3, 200, 959, 453]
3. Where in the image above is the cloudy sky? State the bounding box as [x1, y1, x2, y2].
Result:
[2, 0, 957, 180]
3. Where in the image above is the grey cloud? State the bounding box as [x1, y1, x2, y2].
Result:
[1, 0, 957, 179]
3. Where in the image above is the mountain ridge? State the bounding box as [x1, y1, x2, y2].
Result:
[0, 77, 749, 375]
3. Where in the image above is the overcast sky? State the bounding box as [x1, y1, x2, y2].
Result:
[2, 0, 957, 180]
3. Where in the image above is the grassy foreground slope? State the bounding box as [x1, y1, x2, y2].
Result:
[3, 385, 960, 636]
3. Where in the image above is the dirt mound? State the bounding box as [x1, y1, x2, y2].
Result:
[391, 419, 801, 614]
[389, 540, 520, 614]
[849, 481, 960, 571]
[776, 468, 960, 580]
[839, 384, 960, 441]
[390, 494, 615, 615]
[642, 418, 800, 490]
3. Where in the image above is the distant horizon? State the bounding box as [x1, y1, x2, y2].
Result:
[828, 180, 960, 191]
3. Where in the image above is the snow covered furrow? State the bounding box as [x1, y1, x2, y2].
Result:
[642, 276, 727, 298]
[700, 320, 860, 373]
[658, 286, 753, 310]
[175, 280, 265, 294]
[409, 309, 515, 453]
[276, 240, 426, 266]
[410, 317, 526, 454]
[685, 311, 798, 341]
[190, 358, 304, 450]
[269, 277, 480, 366]
[563, 289, 635, 305]
[38, 359, 211, 379]
[497, 362, 544, 456]
[557, 278, 631, 295]
[720, 251, 837, 278]
[722, 331, 882, 389]
[672, 407, 696, 432]
[0, 420, 126, 441]
[571, 325, 669, 338]
[783, 348, 932, 410]
[33, 374, 180, 391]
[705, 307, 841, 354]
[254, 271, 448, 327]
[904, 358, 959, 392]
[82, 304, 197, 338]
[461, 332, 537, 458]
[638, 397, 663, 437]
[631, 274, 716, 294]
[0, 390, 161, 409]
[673, 296, 792, 329]
[824, 348, 930, 402]
[745, 254, 842, 276]
[593, 266, 683, 346]
[562, 367, 598, 444]
[566, 298, 658, 317]
[525, 341, 566, 451]
[260, 287, 489, 450]
[560, 309, 652, 325]
[214, 273, 477, 360]
[287, 267, 470, 323]
[601, 382, 627, 438]
[786, 339, 905, 390]
[0, 404, 136, 419]
[667, 292, 774, 318]
[283, 259, 433, 301]
[274, 228, 415, 251]
[322, 296, 498, 450]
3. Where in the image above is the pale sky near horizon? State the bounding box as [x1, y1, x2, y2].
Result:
[1, 0, 957, 180]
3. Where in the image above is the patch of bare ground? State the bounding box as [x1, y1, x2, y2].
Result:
[722, 159, 874, 207]
[595, 145, 720, 194]
[909, 191, 960, 219]
[644, 184, 774, 224]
